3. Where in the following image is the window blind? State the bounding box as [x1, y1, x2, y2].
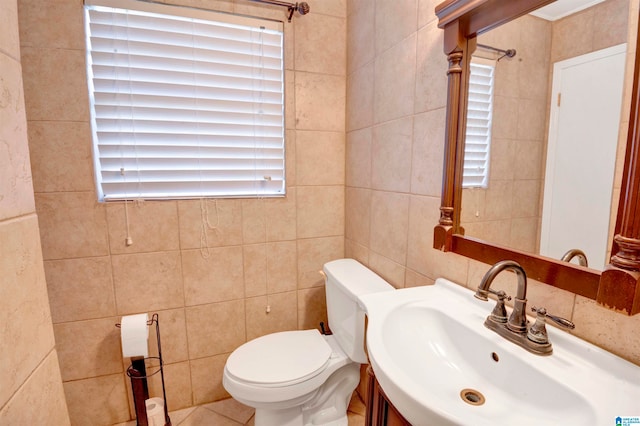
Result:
[463, 58, 495, 188]
[84, 0, 285, 201]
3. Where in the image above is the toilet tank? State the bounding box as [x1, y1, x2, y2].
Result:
[323, 259, 394, 364]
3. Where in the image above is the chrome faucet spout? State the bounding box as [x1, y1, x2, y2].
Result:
[561, 249, 588, 267]
[475, 260, 528, 333]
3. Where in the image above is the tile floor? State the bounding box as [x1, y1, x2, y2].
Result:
[114, 392, 366, 426]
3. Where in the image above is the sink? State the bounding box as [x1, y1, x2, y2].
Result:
[358, 278, 640, 426]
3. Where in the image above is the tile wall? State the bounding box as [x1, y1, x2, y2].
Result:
[17, 0, 346, 424]
[0, 0, 70, 424]
[345, 0, 640, 369]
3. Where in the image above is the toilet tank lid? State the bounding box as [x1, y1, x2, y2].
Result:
[323, 259, 394, 296]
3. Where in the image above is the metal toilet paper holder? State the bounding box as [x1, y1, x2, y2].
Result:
[117, 313, 171, 426]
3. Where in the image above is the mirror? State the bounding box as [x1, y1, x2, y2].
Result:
[459, 2, 629, 271]
[434, 0, 640, 314]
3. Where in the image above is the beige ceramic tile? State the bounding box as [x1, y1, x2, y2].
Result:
[27, 121, 94, 193]
[0, 215, 55, 407]
[0, 351, 70, 426]
[54, 317, 123, 382]
[112, 251, 184, 315]
[371, 117, 413, 192]
[233, 2, 283, 20]
[347, 4, 374, 74]
[203, 398, 255, 424]
[45, 256, 116, 323]
[347, 62, 374, 131]
[491, 96, 519, 140]
[0, 54, 35, 221]
[296, 130, 345, 186]
[405, 268, 435, 288]
[487, 138, 516, 181]
[296, 185, 345, 238]
[374, 0, 417, 54]
[243, 244, 268, 298]
[297, 236, 344, 288]
[345, 128, 372, 188]
[178, 199, 243, 249]
[516, 99, 546, 143]
[264, 191, 297, 242]
[148, 308, 189, 364]
[512, 179, 542, 218]
[63, 374, 130, 426]
[179, 406, 240, 426]
[189, 354, 230, 405]
[295, 13, 346, 75]
[373, 33, 416, 123]
[509, 218, 538, 253]
[18, 0, 85, 49]
[514, 140, 544, 179]
[297, 286, 328, 330]
[418, 0, 440, 28]
[411, 108, 445, 197]
[35, 191, 109, 260]
[368, 252, 405, 288]
[484, 180, 513, 221]
[345, 239, 370, 266]
[592, 0, 629, 52]
[20, 46, 89, 122]
[106, 201, 180, 254]
[242, 198, 267, 244]
[146, 361, 193, 412]
[0, 0, 19, 58]
[245, 291, 298, 340]
[550, 9, 594, 63]
[345, 187, 371, 246]
[285, 73, 296, 129]
[572, 296, 640, 365]
[305, 0, 346, 18]
[369, 191, 409, 265]
[295, 72, 346, 131]
[182, 246, 244, 306]
[424, 250, 469, 285]
[267, 241, 298, 293]
[414, 22, 448, 113]
[185, 300, 245, 358]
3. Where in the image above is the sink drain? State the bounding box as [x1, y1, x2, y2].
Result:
[460, 388, 485, 406]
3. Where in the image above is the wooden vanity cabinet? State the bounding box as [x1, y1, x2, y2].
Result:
[365, 367, 411, 426]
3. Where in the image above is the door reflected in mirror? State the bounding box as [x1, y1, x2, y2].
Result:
[460, 0, 630, 271]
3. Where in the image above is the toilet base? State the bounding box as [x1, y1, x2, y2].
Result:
[252, 362, 360, 426]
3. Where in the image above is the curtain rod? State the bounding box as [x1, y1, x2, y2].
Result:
[477, 43, 517, 61]
[245, 0, 310, 22]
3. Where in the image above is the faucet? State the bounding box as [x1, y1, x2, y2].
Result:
[475, 260, 575, 355]
[475, 260, 528, 333]
[560, 249, 588, 267]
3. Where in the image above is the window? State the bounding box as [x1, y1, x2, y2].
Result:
[84, 0, 285, 201]
[463, 58, 495, 188]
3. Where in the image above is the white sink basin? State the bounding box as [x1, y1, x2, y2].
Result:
[359, 278, 640, 426]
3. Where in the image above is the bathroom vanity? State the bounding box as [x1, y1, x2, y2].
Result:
[365, 367, 410, 426]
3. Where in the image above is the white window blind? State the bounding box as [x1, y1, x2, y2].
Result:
[463, 58, 495, 188]
[84, 0, 285, 201]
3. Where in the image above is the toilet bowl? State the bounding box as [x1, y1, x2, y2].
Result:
[222, 259, 395, 426]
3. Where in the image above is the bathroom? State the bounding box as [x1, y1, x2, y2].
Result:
[1, 0, 640, 424]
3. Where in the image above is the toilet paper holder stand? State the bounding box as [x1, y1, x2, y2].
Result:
[117, 313, 171, 426]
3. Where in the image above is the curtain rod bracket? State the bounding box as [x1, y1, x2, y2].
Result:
[246, 0, 310, 22]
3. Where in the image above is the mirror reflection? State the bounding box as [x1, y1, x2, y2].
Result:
[460, 0, 630, 271]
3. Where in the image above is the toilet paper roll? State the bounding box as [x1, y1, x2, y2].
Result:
[120, 313, 149, 358]
[145, 397, 165, 426]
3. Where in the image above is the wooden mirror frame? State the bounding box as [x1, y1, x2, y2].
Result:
[433, 0, 640, 315]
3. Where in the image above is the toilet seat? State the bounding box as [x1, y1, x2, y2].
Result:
[226, 330, 332, 387]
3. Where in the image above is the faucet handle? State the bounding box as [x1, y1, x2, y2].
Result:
[531, 306, 575, 330]
[488, 290, 511, 323]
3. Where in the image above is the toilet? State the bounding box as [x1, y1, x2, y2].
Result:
[223, 258, 394, 426]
